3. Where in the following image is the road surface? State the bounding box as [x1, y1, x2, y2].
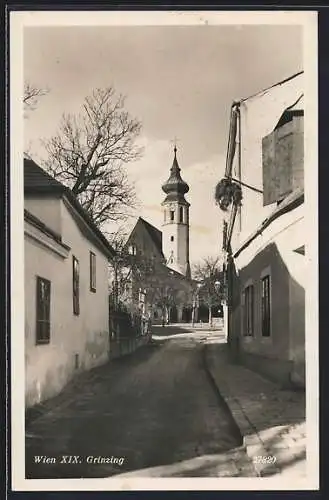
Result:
[25, 327, 256, 478]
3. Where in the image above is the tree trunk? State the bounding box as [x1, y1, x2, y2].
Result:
[165, 306, 170, 325]
[209, 306, 213, 327]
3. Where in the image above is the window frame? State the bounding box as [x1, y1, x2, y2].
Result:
[261, 273, 271, 337]
[90, 251, 96, 293]
[72, 255, 80, 316]
[36, 276, 51, 345]
[243, 283, 254, 336]
[170, 235, 174, 242]
[170, 210, 175, 222]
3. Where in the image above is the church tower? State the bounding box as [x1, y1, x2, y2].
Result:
[161, 146, 191, 278]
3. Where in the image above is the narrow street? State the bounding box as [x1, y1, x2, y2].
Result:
[25, 326, 256, 478]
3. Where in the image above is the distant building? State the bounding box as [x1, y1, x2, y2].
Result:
[223, 72, 305, 388]
[24, 158, 115, 407]
[124, 148, 196, 323]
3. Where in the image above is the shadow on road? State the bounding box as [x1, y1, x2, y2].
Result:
[25, 340, 166, 426]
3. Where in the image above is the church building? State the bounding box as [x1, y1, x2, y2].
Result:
[124, 146, 195, 323]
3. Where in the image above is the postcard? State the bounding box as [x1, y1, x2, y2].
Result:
[10, 9, 318, 492]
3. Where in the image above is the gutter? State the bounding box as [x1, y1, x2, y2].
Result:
[240, 70, 304, 103]
[233, 189, 304, 259]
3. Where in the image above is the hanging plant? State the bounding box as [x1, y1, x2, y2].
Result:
[214, 178, 243, 211]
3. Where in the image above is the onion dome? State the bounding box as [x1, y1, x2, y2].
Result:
[162, 147, 189, 204]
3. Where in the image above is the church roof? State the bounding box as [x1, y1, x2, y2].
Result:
[138, 217, 164, 258]
[162, 147, 189, 203]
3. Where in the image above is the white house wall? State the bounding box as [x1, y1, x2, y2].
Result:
[60, 200, 110, 371]
[236, 204, 305, 289]
[25, 200, 110, 408]
[25, 232, 74, 407]
[25, 197, 62, 235]
[234, 203, 305, 386]
[237, 73, 304, 245]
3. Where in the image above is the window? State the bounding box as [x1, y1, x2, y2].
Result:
[261, 275, 271, 336]
[170, 210, 175, 222]
[73, 256, 80, 315]
[170, 236, 174, 242]
[90, 251, 96, 292]
[243, 285, 254, 336]
[179, 206, 184, 223]
[36, 276, 51, 344]
[128, 245, 136, 255]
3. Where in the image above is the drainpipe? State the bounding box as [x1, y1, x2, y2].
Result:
[226, 251, 234, 350]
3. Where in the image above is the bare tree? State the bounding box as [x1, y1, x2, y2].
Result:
[193, 256, 224, 326]
[144, 266, 179, 325]
[24, 82, 49, 117]
[41, 87, 143, 228]
[108, 227, 157, 312]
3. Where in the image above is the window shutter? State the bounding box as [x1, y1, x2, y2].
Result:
[262, 125, 293, 206]
[275, 123, 293, 199]
[292, 115, 304, 191]
[262, 113, 303, 206]
[262, 131, 278, 206]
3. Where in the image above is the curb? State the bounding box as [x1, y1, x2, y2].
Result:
[203, 344, 281, 477]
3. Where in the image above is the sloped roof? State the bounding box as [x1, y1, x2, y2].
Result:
[24, 158, 64, 193]
[24, 158, 116, 259]
[240, 70, 304, 103]
[138, 217, 164, 257]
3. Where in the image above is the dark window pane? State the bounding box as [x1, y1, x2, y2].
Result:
[243, 285, 254, 336]
[36, 277, 51, 344]
[261, 275, 271, 336]
[73, 256, 80, 315]
[90, 251, 96, 292]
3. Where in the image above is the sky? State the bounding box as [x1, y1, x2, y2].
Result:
[24, 23, 302, 265]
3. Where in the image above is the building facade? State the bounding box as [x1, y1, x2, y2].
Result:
[223, 72, 305, 388]
[24, 159, 115, 407]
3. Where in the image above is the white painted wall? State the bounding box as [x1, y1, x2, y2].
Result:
[234, 73, 304, 248]
[236, 205, 305, 288]
[234, 204, 305, 379]
[25, 197, 62, 235]
[25, 198, 110, 407]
